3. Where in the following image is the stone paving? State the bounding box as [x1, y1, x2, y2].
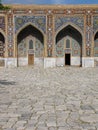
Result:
[0, 66, 98, 130]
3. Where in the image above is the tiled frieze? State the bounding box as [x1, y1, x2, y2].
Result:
[13, 9, 46, 15]
[74, 9, 85, 14]
[54, 9, 86, 15]
[0, 16, 5, 32]
[7, 11, 14, 57]
[13, 9, 27, 14]
[85, 12, 93, 56]
[0, 41, 4, 57]
[47, 12, 53, 57]
[93, 10, 98, 14]
[33, 10, 46, 14]
[93, 16, 98, 32]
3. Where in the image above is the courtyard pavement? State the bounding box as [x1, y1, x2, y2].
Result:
[0, 66, 98, 130]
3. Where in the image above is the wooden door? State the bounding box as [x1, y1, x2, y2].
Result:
[28, 54, 34, 65]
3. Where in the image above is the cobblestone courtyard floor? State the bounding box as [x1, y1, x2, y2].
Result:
[0, 66, 98, 130]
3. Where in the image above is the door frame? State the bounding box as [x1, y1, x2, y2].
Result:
[65, 53, 71, 66]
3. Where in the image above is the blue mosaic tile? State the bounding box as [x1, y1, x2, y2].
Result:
[93, 16, 98, 33]
[55, 16, 84, 32]
[0, 16, 5, 32]
[15, 16, 46, 33]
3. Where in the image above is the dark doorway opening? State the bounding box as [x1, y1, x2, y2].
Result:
[65, 54, 70, 65]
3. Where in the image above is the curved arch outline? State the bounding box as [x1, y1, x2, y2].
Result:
[94, 29, 98, 38]
[54, 22, 83, 65]
[16, 22, 44, 37]
[0, 28, 6, 39]
[15, 22, 45, 66]
[55, 22, 83, 38]
[0, 29, 6, 58]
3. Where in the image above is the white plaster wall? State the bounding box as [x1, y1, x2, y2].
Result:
[94, 57, 98, 60]
[56, 57, 64, 66]
[71, 57, 81, 66]
[34, 57, 44, 67]
[56, 57, 81, 66]
[2, 57, 95, 68]
[82, 57, 94, 67]
[5, 58, 17, 68]
[0, 58, 5, 61]
[18, 57, 44, 67]
[44, 58, 56, 68]
[18, 57, 28, 66]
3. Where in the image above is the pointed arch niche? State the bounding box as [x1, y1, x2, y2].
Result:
[17, 24, 44, 66]
[94, 31, 98, 67]
[94, 31, 98, 57]
[0, 32, 5, 66]
[55, 24, 82, 67]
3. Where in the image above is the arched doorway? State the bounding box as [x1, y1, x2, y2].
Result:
[0, 32, 5, 66]
[17, 25, 44, 66]
[94, 31, 98, 66]
[56, 25, 82, 67]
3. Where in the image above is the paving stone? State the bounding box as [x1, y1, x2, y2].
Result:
[58, 126, 70, 130]
[80, 114, 98, 123]
[25, 127, 36, 130]
[81, 105, 93, 110]
[3, 128, 16, 130]
[56, 105, 67, 111]
[48, 127, 57, 130]
[16, 127, 25, 130]
[46, 122, 56, 127]
[0, 66, 98, 129]
[37, 126, 48, 130]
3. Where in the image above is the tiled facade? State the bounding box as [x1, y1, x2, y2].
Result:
[0, 5, 98, 68]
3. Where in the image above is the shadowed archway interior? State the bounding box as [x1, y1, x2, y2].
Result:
[56, 25, 82, 66]
[94, 31, 98, 40]
[94, 31, 98, 57]
[56, 25, 82, 45]
[17, 25, 44, 44]
[0, 32, 5, 58]
[0, 33, 5, 43]
[17, 24, 44, 66]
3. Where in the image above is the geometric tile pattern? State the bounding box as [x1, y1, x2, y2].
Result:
[15, 16, 46, 34]
[0, 16, 5, 32]
[56, 37, 81, 57]
[55, 16, 84, 32]
[18, 37, 44, 57]
[93, 16, 98, 33]
[94, 38, 98, 57]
